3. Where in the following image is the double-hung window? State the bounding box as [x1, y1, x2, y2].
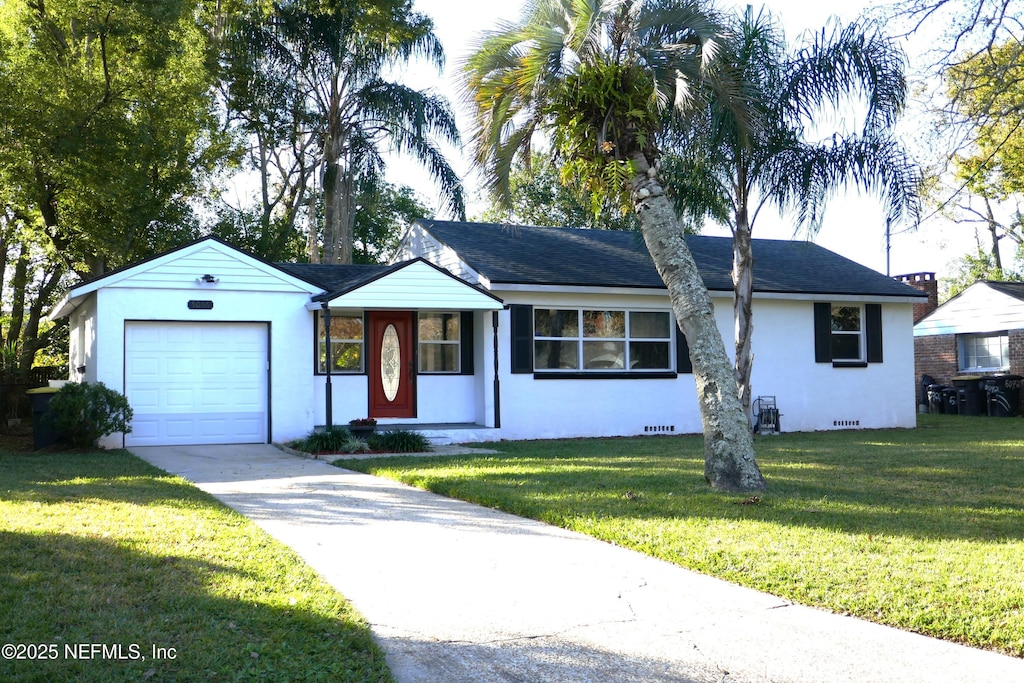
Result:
[958, 332, 1009, 372]
[813, 302, 883, 366]
[317, 314, 363, 373]
[419, 312, 461, 373]
[533, 308, 672, 372]
[830, 305, 864, 362]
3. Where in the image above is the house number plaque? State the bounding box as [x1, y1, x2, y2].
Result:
[381, 324, 400, 402]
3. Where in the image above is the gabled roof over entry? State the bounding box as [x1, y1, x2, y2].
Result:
[412, 219, 927, 299]
[281, 258, 504, 311]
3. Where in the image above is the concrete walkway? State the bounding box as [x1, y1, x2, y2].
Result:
[129, 444, 1024, 683]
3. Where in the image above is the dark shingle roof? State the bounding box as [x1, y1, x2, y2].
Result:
[984, 281, 1024, 301]
[416, 219, 925, 298]
[274, 262, 394, 298]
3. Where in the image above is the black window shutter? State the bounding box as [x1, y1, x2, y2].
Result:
[813, 302, 832, 363]
[460, 311, 475, 375]
[510, 305, 534, 374]
[675, 324, 693, 374]
[865, 303, 883, 363]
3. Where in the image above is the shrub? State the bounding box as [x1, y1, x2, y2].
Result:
[337, 436, 371, 454]
[46, 382, 133, 449]
[373, 430, 431, 453]
[292, 427, 352, 453]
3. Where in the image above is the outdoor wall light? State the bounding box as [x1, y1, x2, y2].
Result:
[198, 274, 220, 284]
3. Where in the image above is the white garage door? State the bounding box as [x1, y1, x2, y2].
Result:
[125, 322, 268, 446]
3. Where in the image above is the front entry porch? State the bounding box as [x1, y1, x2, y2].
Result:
[374, 422, 499, 445]
[308, 258, 506, 438]
[314, 422, 499, 445]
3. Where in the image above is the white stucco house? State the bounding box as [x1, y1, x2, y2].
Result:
[50, 220, 927, 449]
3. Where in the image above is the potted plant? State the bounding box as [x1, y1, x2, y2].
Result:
[348, 417, 377, 438]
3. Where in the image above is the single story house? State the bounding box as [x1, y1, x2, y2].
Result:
[912, 280, 1024, 411]
[51, 220, 927, 448]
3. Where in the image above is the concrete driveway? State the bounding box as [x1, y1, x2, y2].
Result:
[129, 443, 1024, 683]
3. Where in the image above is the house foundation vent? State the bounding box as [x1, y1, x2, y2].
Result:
[833, 420, 861, 427]
[644, 425, 675, 433]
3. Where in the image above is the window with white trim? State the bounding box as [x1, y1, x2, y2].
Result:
[419, 312, 460, 373]
[317, 314, 363, 373]
[958, 332, 1009, 372]
[830, 305, 864, 362]
[533, 308, 672, 372]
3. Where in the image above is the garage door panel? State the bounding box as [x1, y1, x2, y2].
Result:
[130, 388, 160, 410]
[166, 357, 196, 377]
[128, 417, 160, 440]
[125, 322, 268, 446]
[165, 388, 196, 408]
[128, 357, 161, 378]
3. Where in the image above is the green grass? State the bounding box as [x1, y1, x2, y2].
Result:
[340, 414, 1024, 657]
[0, 450, 392, 683]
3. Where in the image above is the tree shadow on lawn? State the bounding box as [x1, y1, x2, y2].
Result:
[0, 530, 390, 683]
[351, 432, 1024, 544]
[0, 451, 208, 511]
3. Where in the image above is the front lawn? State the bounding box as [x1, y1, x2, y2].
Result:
[0, 450, 392, 683]
[340, 414, 1024, 656]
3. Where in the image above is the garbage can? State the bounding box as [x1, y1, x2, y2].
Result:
[951, 376, 986, 416]
[941, 387, 960, 415]
[920, 374, 936, 412]
[927, 384, 946, 414]
[26, 387, 62, 450]
[983, 375, 1023, 417]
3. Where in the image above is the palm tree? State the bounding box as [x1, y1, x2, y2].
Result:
[463, 0, 766, 492]
[663, 7, 920, 420]
[229, 0, 464, 263]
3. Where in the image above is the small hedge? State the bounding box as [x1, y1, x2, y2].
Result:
[369, 430, 431, 453]
[47, 382, 133, 448]
[291, 427, 353, 453]
[292, 428, 431, 454]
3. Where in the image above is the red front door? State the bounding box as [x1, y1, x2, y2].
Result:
[368, 311, 416, 418]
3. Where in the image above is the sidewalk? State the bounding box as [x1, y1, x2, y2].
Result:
[129, 444, 1024, 683]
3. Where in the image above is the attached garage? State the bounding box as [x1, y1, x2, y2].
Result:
[124, 322, 269, 446]
[50, 237, 322, 448]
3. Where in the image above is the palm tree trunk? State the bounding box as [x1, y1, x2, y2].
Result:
[338, 176, 355, 265]
[630, 154, 765, 492]
[322, 159, 354, 264]
[306, 173, 320, 264]
[733, 209, 754, 427]
[984, 197, 1003, 275]
[322, 158, 341, 264]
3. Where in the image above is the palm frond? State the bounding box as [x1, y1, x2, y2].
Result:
[784, 18, 908, 135]
[764, 133, 922, 233]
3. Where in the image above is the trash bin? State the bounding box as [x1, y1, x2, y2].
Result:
[941, 387, 960, 415]
[951, 376, 986, 416]
[983, 375, 1023, 417]
[26, 387, 62, 450]
[927, 384, 946, 414]
[920, 374, 935, 411]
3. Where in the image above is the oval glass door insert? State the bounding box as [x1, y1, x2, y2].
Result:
[381, 324, 401, 402]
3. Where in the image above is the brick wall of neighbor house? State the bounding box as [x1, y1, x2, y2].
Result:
[916, 329, 1024, 413]
[1011, 329, 1024, 372]
[895, 272, 938, 323]
[914, 333, 957, 400]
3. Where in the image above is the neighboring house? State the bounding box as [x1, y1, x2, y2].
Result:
[50, 220, 926, 449]
[912, 280, 1024, 411]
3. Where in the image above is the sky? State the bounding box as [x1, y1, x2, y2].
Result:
[386, 0, 973, 279]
